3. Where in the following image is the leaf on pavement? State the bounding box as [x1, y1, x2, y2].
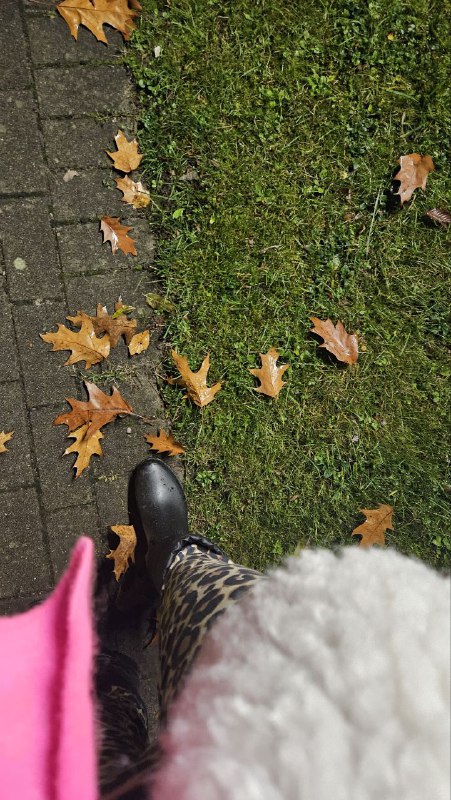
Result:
[351, 504, 394, 548]
[394, 154, 435, 205]
[106, 524, 137, 580]
[100, 217, 137, 256]
[425, 208, 451, 227]
[170, 350, 222, 407]
[115, 176, 150, 208]
[41, 312, 111, 368]
[64, 423, 104, 477]
[145, 429, 185, 456]
[309, 317, 359, 364]
[57, 0, 139, 44]
[249, 347, 289, 398]
[128, 330, 150, 355]
[0, 431, 14, 453]
[106, 130, 143, 172]
[54, 380, 133, 438]
[69, 302, 137, 348]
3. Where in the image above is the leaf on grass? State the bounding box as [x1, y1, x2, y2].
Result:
[0, 431, 14, 453]
[100, 217, 137, 256]
[115, 176, 150, 209]
[309, 317, 358, 364]
[144, 292, 176, 313]
[145, 429, 185, 456]
[54, 380, 133, 438]
[425, 208, 451, 228]
[64, 423, 103, 477]
[249, 348, 289, 398]
[106, 524, 137, 580]
[57, 0, 138, 44]
[351, 505, 394, 548]
[394, 154, 435, 205]
[170, 351, 222, 407]
[41, 312, 110, 369]
[69, 302, 137, 348]
[106, 130, 143, 172]
[128, 330, 150, 355]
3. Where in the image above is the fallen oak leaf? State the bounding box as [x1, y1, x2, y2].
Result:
[54, 380, 133, 438]
[69, 303, 137, 348]
[41, 312, 110, 368]
[249, 348, 289, 398]
[106, 524, 137, 580]
[128, 330, 150, 355]
[351, 504, 394, 548]
[106, 130, 143, 172]
[309, 317, 358, 364]
[424, 208, 451, 228]
[64, 423, 103, 477]
[115, 176, 150, 209]
[57, 0, 138, 44]
[145, 429, 185, 456]
[145, 292, 176, 313]
[100, 217, 137, 256]
[170, 351, 222, 407]
[0, 431, 14, 453]
[394, 154, 435, 205]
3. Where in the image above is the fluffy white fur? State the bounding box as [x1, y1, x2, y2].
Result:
[152, 548, 450, 800]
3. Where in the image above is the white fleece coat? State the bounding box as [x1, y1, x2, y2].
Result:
[152, 547, 450, 800]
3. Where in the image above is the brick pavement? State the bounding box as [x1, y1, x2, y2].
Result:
[0, 0, 169, 725]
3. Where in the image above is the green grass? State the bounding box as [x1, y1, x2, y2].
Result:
[127, 0, 451, 569]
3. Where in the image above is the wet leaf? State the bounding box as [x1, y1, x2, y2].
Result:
[309, 317, 358, 364]
[106, 524, 137, 580]
[0, 431, 14, 453]
[100, 216, 137, 256]
[249, 348, 289, 398]
[57, 0, 138, 44]
[128, 330, 150, 355]
[106, 130, 143, 172]
[69, 302, 137, 348]
[115, 175, 150, 208]
[394, 154, 435, 205]
[64, 423, 103, 477]
[144, 292, 176, 313]
[145, 429, 185, 455]
[41, 312, 110, 368]
[170, 350, 222, 407]
[54, 380, 133, 438]
[351, 505, 394, 548]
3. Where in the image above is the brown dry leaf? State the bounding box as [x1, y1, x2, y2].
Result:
[128, 330, 150, 355]
[100, 217, 137, 256]
[106, 524, 137, 580]
[57, 0, 138, 44]
[394, 154, 435, 205]
[54, 380, 133, 438]
[425, 208, 451, 227]
[69, 303, 137, 348]
[0, 431, 14, 453]
[64, 423, 104, 477]
[249, 348, 289, 398]
[145, 429, 185, 456]
[115, 176, 150, 209]
[107, 130, 143, 172]
[309, 317, 359, 364]
[170, 351, 222, 407]
[40, 312, 111, 368]
[351, 505, 394, 548]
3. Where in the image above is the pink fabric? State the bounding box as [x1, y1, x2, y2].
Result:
[0, 537, 98, 800]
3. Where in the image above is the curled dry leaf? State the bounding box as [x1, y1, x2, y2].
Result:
[40, 312, 110, 369]
[64, 423, 104, 477]
[0, 431, 14, 453]
[100, 217, 137, 256]
[54, 380, 133, 439]
[351, 504, 394, 548]
[170, 350, 222, 407]
[309, 317, 358, 364]
[57, 0, 138, 44]
[106, 130, 143, 172]
[69, 302, 137, 348]
[145, 429, 185, 456]
[425, 208, 451, 227]
[106, 524, 137, 581]
[115, 176, 150, 209]
[394, 154, 435, 205]
[249, 347, 289, 398]
[128, 330, 150, 355]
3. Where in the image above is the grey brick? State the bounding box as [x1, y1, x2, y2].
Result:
[46, 503, 102, 579]
[0, 291, 19, 380]
[64, 263, 154, 313]
[0, 382, 35, 492]
[35, 65, 133, 118]
[42, 116, 133, 168]
[0, 92, 47, 194]
[30, 406, 93, 511]
[0, 487, 51, 599]
[0, 198, 62, 302]
[27, 14, 124, 66]
[95, 473, 131, 529]
[0, 595, 45, 615]
[0, 0, 31, 90]
[50, 168, 124, 223]
[57, 219, 155, 273]
[13, 301, 77, 408]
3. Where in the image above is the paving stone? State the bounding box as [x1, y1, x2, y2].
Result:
[0, 487, 51, 599]
[0, 91, 47, 194]
[0, 382, 35, 492]
[42, 116, 133, 168]
[35, 65, 133, 118]
[30, 405, 93, 511]
[46, 503, 102, 579]
[0, 291, 20, 380]
[0, 198, 62, 301]
[64, 266, 153, 313]
[95, 473, 131, 528]
[57, 219, 155, 273]
[23, 0, 55, 8]
[50, 168, 124, 223]
[27, 14, 124, 66]
[13, 301, 78, 408]
[0, 0, 31, 90]
[0, 594, 45, 615]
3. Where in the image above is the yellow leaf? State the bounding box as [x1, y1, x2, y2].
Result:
[394, 154, 435, 205]
[0, 431, 14, 453]
[115, 176, 150, 209]
[249, 348, 289, 398]
[145, 429, 185, 456]
[106, 524, 137, 580]
[57, 0, 138, 44]
[171, 350, 222, 407]
[106, 130, 143, 172]
[128, 330, 150, 355]
[351, 505, 394, 548]
[41, 312, 111, 369]
[64, 423, 104, 477]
